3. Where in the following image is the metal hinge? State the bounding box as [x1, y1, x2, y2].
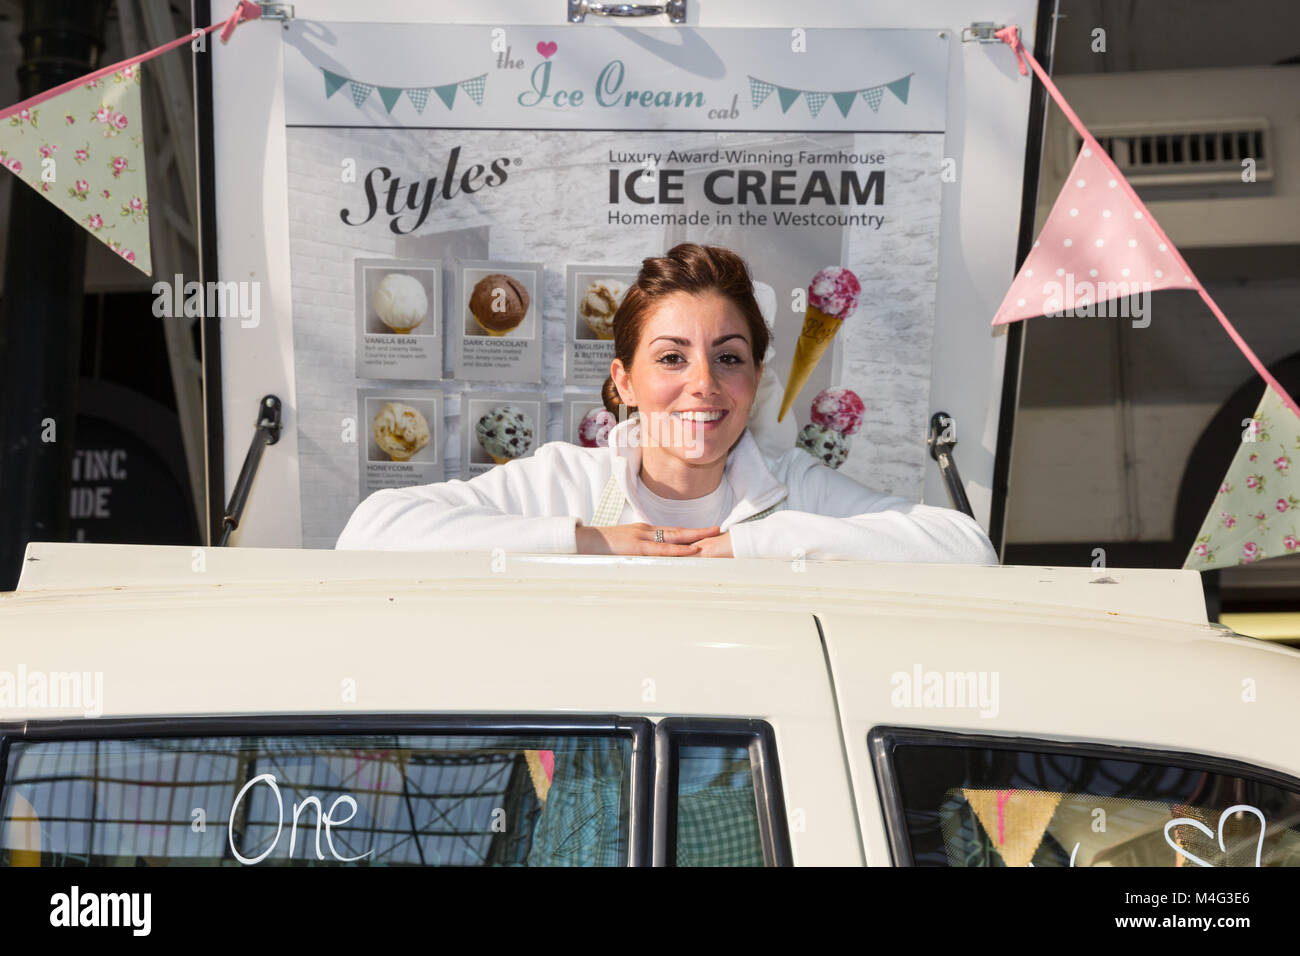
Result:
[568, 1, 686, 24]
[256, 2, 295, 27]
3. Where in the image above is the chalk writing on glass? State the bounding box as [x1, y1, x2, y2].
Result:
[227, 773, 374, 866]
[1162, 804, 1266, 868]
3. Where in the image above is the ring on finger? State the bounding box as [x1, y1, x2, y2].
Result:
[654, 528, 665, 543]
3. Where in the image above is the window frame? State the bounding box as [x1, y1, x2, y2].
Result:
[653, 717, 792, 867]
[869, 725, 1300, 866]
[0, 713, 655, 867]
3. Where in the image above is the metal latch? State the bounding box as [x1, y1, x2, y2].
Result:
[961, 21, 1006, 43]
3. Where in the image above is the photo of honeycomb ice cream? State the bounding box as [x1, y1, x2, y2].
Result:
[578, 278, 627, 340]
[468, 273, 530, 337]
[475, 405, 534, 464]
[372, 401, 431, 461]
[372, 272, 429, 334]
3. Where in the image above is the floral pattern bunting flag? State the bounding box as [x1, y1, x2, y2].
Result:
[1185, 386, 1300, 569]
[0, 62, 150, 275]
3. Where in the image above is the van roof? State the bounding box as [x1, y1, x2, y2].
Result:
[11, 541, 1208, 626]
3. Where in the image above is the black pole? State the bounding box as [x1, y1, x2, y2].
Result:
[217, 395, 281, 546]
[928, 411, 976, 522]
[0, 0, 110, 590]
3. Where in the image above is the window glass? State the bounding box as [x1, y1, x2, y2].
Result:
[675, 744, 763, 866]
[886, 740, 1300, 866]
[1, 733, 631, 866]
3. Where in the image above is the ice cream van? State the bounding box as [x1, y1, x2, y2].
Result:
[2, 541, 1299, 867]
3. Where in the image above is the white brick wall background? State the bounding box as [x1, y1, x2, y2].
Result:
[287, 127, 945, 549]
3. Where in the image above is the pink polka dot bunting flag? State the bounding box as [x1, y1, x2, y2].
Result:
[992, 136, 1197, 326]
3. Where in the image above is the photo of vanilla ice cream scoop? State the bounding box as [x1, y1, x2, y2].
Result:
[372, 272, 429, 334]
[578, 278, 627, 340]
[372, 401, 431, 461]
[476, 405, 535, 464]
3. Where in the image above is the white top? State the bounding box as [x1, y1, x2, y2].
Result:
[336, 416, 998, 563]
[636, 474, 734, 530]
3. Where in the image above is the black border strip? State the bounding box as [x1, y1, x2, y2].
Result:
[653, 717, 792, 866]
[0, 712, 655, 867]
[193, 0, 223, 547]
[988, 0, 1058, 558]
[868, 724, 1300, 866]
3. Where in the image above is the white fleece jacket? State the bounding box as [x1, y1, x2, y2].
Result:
[336, 416, 998, 564]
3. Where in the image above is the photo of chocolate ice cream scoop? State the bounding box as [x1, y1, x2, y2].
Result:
[468, 273, 530, 337]
[578, 278, 627, 340]
[475, 405, 535, 464]
[372, 401, 431, 462]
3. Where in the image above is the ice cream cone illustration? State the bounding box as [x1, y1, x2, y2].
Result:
[795, 387, 865, 469]
[777, 267, 861, 422]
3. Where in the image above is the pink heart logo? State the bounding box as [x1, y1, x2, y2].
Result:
[536, 41, 558, 59]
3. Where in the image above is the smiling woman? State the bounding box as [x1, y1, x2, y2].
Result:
[335, 243, 997, 564]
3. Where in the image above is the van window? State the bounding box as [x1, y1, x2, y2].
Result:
[656, 718, 790, 866]
[873, 730, 1300, 867]
[1, 731, 634, 866]
[675, 745, 764, 866]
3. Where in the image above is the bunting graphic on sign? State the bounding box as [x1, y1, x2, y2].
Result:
[1184, 386, 1300, 569]
[0, 63, 151, 274]
[322, 68, 488, 114]
[747, 73, 911, 117]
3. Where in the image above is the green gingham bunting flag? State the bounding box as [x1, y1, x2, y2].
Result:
[748, 77, 775, 109]
[460, 74, 486, 105]
[347, 81, 373, 107]
[862, 87, 884, 111]
[405, 87, 430, 113]
[805, 91, 828, 117]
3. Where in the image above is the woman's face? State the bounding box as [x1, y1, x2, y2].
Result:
[611, 290, 761, 465]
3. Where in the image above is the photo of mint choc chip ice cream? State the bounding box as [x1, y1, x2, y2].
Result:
[797, 423, 850, 469]
[475, 405, 535, 464]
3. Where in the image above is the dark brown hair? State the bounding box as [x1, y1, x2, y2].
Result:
[601, 243, 769, 416]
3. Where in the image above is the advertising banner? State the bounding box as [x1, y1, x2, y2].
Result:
[282, 21, 949, 547]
